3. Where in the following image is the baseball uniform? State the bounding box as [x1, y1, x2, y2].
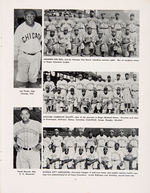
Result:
[14, 21, 42, 83]
[14, 119, 41, 169]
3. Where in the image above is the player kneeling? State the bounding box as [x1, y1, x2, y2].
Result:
[121, 28, 134, 57]
[108, 29, 122, 57]
[124, 144, 138, 170]
[48, 145, 60, 169]
[94, 31, 108, 57]
[74, 148, 86, 169]
[86, 146, 99, 170]
[66, 88, 78, 113]
[60, 148, 74, 169]
[111, 143, 125, 170]
[98, 147, 112, 170]
[101, 87, 113, 114]
[89, 90, 100, 113]
[54, 87, 66, 112]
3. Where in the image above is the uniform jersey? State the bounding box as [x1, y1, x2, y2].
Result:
[49, 151, 60, 159]
[128, 135, 138, 148]
[14, 22, 42, 55]
[14, 119, 41, 148]
[75, 136, 87, 148]
[113, 19, 124, 31]
[99, 152, 111, 163]
[104, 81, 114, 92]
[83, 32, 96, 44]
[75, 18, 87, 29]
[86, 151, 98, 160]
[101, 92, 113, 103]
[98, 18, 110, 29]
[87, 17, 98, 30]
[70, 33, 82, 45]
[107, 136, 117, 148]
[131, 80, 139, 92]
[59, 19, 75, 32]
[86, 80, 95, 91]
[117, 136, 128, 148]
[113, 79, 123, 90]
[51, 135, 63, 147]
[43, 137, 51, 149]
[43, 90, 54, 101]
[56, 80, 68, 90]
[60, 152, 70, 160]
[96, 135, 107, 147]
[66, 92, 77, 103]
[122, 79, 131, 92]
[74, 151, 86, 160]
[58, 32, 71, 45]
[95, 81, 104, 91]
[122, 34, 132, 44]
[111, 149, 124, 162]
[76, 79, 87, 90]
[67, 81, 76, 91]
[113, 92, 123, 103]
[126, 20, 139, 33]
[86, 137, 96, 149]
[54, 92, 66, 102]
[43, 81, 55, 91]
[63, 136, 76, 148]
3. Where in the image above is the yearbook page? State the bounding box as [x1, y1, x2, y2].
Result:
[1, 0, 150, 193]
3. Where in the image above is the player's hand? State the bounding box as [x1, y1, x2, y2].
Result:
[14, 143, 20, 152]
[33, 143, 41, 151]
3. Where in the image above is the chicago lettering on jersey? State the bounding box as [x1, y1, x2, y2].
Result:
[22, 32, 41, 43]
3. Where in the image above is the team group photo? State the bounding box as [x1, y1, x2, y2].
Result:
[43, 127, 138, 170]
[43, 71, 139, 114]
[44, 9, 139, 57]
[13, 107, 42, 169]
[14, 9, 42, 88]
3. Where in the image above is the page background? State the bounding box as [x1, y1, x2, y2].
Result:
[1, 0, 150, 192]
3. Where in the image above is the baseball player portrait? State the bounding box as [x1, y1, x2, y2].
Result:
[44, 9, 139, 57]
[13, 107, 41, 169]
[14, 9, 42, 88]
[43, 71, 139, 115]
[42, 127, 139, 170]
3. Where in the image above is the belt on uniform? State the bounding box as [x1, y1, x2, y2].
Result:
[22, 147, 33, 151]
[23, 51, 39, 55]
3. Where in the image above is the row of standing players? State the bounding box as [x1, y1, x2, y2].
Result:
[43, 73, 139, 114]
[44, 11, 139, 57]
[43, 128, 138, 170]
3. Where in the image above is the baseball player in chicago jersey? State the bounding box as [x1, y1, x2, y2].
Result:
[14, 108, 41, 169]
[14, 9, 42, 88]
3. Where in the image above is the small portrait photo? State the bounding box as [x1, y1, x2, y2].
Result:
[13, 107, 42, 169]
[14, 9, 42, 88]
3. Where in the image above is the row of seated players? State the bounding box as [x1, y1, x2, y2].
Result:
[43, 128, 138, 170]
[43, 73, 139, 114]
[44, 11, 139, 57]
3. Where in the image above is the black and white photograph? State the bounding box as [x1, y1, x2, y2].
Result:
[43, 127, 138, 170]
[14, 9, 42, 88]
[13, 107, 42, 169]
[44, 10, 139, 57]
[43, 71, 139, 114]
